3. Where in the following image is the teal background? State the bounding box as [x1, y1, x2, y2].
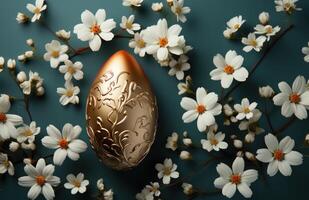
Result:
[0, 0, 309, 199]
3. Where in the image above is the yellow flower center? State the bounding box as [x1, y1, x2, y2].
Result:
[224, 65, 235, 74]
[163, 167, 171, 176]
[250, 40, 258, 47]
[125, 21, 133, 29]
[137, 39, 145, 48]
[33, 7, 41, 14]
[73, 180, 81, 188]
[244, 107, 251, 113]
[51, 51, 60, 58]
[233, 24, 240, 29]
[67, 66, 76, 74]
[65, 89, 74, 97]
[210, 138, 219, 145]
[23, 129, 33, 137]
[266, 26, 273, 34]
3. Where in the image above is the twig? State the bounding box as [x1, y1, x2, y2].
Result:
[220, 24, 294, 103]
[274, 116, 297, 135]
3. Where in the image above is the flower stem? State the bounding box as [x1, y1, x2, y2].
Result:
[274, 115, 297, 135]
[220, 24, 294, 103]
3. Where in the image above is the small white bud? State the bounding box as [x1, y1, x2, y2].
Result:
[25, 51, 34, 58]
[183, 138, 192, 146]
[180, 151, 192, 160]
[245, 133, 255, 143]
[166, 0, 173, 6]
[97, 178, 105, 191]
[16, 12, 29, 24]
[182, 183, 194, 195]
[245, 152, 255, 161]
[26, 38, 34, 47]
[233, 139, 243, 149]
[230, 134, 237, 139]
[36, 86, 45, 96]
[305, 134, 309, 145]
[259, 12, 269, 25]
[18, 54, 26, 62]
[259, 85, 275, 98]
[23, 158, 32, 165]
[0, 57, 4, 72]
[17, 71, 27, 83]
[223, 28, 233, 39]
[21, 142, 36, 150]
[152, 2, 163, 12]
[55, 29, 71, 40]
[237, 151, 244, 157]
[9, 142, 19, 152]
[7, 59, 16, 69]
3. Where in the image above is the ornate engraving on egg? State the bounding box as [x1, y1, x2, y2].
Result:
[86, 50, 158, 170]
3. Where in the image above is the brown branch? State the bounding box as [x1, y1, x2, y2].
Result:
[274, 115, 297, 135]
[220, 24, 294, 103]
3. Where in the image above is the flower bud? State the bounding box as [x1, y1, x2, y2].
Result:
[7, 59, 16, 70]
[305, 134, 309, 145]
[36, 86, 45, 96]
[237, 151, 244, 157]
[17, 71, 27, 83]
[0, 57, 4, 72]
[16, 12, 29, 24]
[183, 138, 192, 146]
[259, 12, 269, 25]
[97, 178, 105, 191]
[9, 142, 19, 152]
[180, 150, 192, 160]
[182, 183, 194, 195]
[18, 54, 26, 62]
[23, 158, 32, 165]
[152, 2, 163, 12]
[167, 0, 173, 6]
[259, 85, 274, 98]
[223, 28, 233, 39]
[25, 51, 34, 58]
[245, 133, 255, 143]
[245, 152, 255, 161]
[56, 29, 71, 40]
[26, 38, 34, 47]
[233, 139, 243, 149]
[21, 142, 36, 150]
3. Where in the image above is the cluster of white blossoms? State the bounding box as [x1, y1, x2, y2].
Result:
[275, 0, 302, 14]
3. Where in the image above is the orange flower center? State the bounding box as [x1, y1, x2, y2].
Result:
[0, 113, 7, 123]
[36, 175, 46, 186]
[90, 24, 101, 34]
[51, 51, 60, 58]
[230, 174, 241, 184]
[196, 105, 206, 114]
[273, 149, 284, 161]
[266, 26, 273, 34]
[159, 37, 168, 47]
[210, 139, 219, 145]
[224, 65, 235, 74]
[58, 138, 69, 149]
[289, 93, 301, 104]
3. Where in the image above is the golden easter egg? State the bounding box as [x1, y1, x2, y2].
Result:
[85, 50, 158, 170]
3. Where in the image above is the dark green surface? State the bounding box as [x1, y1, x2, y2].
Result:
[0, 0, 309, 199]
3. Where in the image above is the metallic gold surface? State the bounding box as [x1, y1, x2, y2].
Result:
[85, 50, 158, 170]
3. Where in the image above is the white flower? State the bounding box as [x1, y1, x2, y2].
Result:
[226, 16, 245, 33]
[97, 178, 105, 191]
[241, 33, 266, 52]
[56, 29, 71, 40]
[129, 31, 147, 57]
[136, 188, 153, 200]
[275, 0, 302, 14]
[43, 40, 69, 68]
[171, 0, 191, 23]
[201, 131, 228, 152]
[145, 182, 161, 197]
[26, 38, 35, 47]
[259, 85, 275, 98]
[179, 150, 191, 160]
[104, 189, 114, 200]
[234, 98, 258, 120]
[0, 153, 14, 175]
[20, 71, 44, 95]
[41, 123, 87, 165]
[259, 12, 269, 25]
[256, 133, 303, 176]
[155, 158, 179, 184]
[273, 75, 309, 120]
[180, 87, 222, 132]
[122, 0, 143, 7]
[152, 2, 163, 12]
[210, 50, 249, 89]
[301, 42, 309, 62]
[9, 141, 20, 152]
[0, 57, 4, 72]
[16, 12, 29, 24]
[177, 75, 191, 95]
[165, 132, 178, 151]
[223, 28, 233, 39]
[0, 94, 23, 140]
[26, 0, 47, 22]
[7, 59, 16, 69]
[143, 18, 183, 61]
[59, 60, 84, 81]
[239, 109, 264, 136]
[182, 183, 193, 195]
[64, 173, 89, 194]
[18, 158, 60, 200]
[214, 157, 258, 198]
[57, 81, 80, 106]
[74, 9, 116, 51]
[254, 24, 281, 41]
[233, 139, 243, 149]
[16, 121, 40, 143]
[120, 15, 140, 35]
[168, 55, 190, 80]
